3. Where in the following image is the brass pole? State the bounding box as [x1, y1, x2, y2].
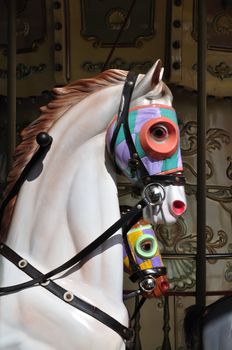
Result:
[7, 0, 16, 171]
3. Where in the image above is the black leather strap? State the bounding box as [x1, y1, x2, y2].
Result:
[141, 174, 186, 186]
[0, 243, 134, 343]
[109, 71, 149, 182]
[110, 70, 138, 157]
[0, 132, 53, 226]
[0, 198, 148, 295]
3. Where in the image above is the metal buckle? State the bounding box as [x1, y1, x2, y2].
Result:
[139, 275, 156, 293]
[143, 183, 166, 206]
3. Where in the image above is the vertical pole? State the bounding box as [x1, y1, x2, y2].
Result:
[7, 0, 17, 172]
[133, 295, 142, 350]
[196, 0, 207, 311]
[161, 295, 171, 350]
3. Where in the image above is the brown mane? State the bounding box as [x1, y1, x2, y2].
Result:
[1, 69, 127, 241]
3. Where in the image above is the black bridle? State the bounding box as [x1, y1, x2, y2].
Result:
[110, 70, 186, 189]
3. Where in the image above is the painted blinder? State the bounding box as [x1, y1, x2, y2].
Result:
[123, 218, 169, 297]
[106, 104, 183, 183]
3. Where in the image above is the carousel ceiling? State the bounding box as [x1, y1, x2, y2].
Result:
[0, 0, 232, 97]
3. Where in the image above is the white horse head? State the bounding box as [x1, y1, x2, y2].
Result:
[106, 61, 186, 225]
[0, 60, 186, 350]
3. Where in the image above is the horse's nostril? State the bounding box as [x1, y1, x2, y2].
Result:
[172, 200, 186, 216]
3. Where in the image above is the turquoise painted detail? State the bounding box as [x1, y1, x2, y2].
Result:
[160, 108, 177, 123]
[115, 110, 138, 146]
[115, 124, 124, 146]
[135, 234, 158, 259]
[161, 148, 179, 172]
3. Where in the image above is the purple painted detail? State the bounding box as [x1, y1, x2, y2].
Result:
[140, 155, 163, 174]
[134, 253, 163, 267]
[134, 254, 146, 265]
[114, 139, 130, 169]
[114, 137, 167, 176]
[142, 228, 155, 235]
[123, 246, 163, 267]
[106, 107, 161, 153]
[106, 104, 182, 182]
[151, 255, 163, 267]
[134, 108, 161, 134]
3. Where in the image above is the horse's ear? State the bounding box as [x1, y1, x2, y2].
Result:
[132, 59, 164, 99]
[151, 59, 163, 86]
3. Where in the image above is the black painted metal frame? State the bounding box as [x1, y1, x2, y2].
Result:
[196, 0, 207, 314]
[6, 0, 16, 172]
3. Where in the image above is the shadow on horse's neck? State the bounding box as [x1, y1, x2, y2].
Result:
[57, 234, 122, 280]
[6, 128, 124, 298]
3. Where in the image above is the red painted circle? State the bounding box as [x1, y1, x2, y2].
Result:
[171, 200, 186, 216]
[140, 117, 179, 160]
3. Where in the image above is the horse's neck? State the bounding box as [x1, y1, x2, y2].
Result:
[6, 88, 125, 296]
[7, 84, 122, 250]
[50, 84, 124, 145]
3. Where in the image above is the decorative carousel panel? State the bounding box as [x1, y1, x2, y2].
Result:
[0, 0, 46, 53]
[69, 0, 168, 79]
[53, 0, 71, 85]
[0, 0, 70, 97]
[172, 87, 232, 295]
[169, 0, 232, 97]
[80, 0, 155, 48]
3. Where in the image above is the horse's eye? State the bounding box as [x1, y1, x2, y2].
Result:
[141, 240, 152, 251]
[150, 124, 168, 142]
[135, 234, 157, 259]
[140, 117, 179, 160]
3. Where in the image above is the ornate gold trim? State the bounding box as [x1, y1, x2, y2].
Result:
[82, 58, 153, 74]
[0, 63, 46, 80]
[80, 0, 155, 48]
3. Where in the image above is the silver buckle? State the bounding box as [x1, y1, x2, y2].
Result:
[143, 183, 165, 206]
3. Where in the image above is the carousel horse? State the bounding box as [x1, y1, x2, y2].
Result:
[0, 60, 186, 350]
[184, 296, 232, 350]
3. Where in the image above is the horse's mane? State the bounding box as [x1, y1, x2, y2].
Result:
[1, 69, 127, 241]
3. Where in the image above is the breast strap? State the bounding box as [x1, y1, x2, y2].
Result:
[0, 243, 134, 345]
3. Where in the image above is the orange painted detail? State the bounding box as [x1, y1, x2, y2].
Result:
[140, 117, 178, 160]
